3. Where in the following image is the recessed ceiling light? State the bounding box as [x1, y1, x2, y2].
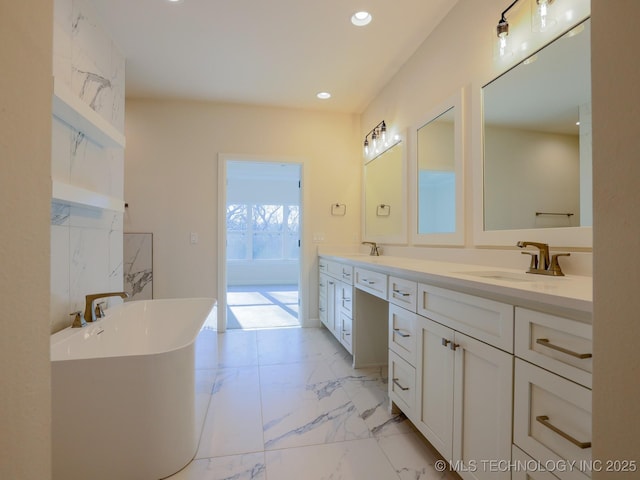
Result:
[351, 11, 372, 27]
[166, 0, 183, 3]
[317, 92, 331, 100]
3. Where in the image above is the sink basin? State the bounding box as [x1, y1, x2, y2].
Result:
[455, 270, 536, 283]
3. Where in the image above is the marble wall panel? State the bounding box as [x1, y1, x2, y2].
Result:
[123, 233, 153, 301]
[50, 0, 125, 332]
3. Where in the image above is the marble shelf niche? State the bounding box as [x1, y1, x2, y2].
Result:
[51, 77, 126, 213]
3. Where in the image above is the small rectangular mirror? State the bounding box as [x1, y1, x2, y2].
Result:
[412, 91, 464, 245]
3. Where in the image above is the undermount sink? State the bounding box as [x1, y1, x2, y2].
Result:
[455, 270, 537, 283]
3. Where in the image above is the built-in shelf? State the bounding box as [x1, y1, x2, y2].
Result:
[52, 79, 126, 148]
[52, 180, 125, 212]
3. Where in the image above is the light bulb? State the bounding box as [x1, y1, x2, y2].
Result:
[364, 139, 369, 156]
[532, 0, 556, 33]
[496, 19, 511, 58]
[380, 122, 387, 146]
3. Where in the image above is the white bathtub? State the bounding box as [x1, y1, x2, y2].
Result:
[51, 297, 216, 480]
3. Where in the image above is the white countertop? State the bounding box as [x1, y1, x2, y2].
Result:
[319, 253, 592, 316]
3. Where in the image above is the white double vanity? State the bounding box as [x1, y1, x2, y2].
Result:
[318, 253, 592, 480]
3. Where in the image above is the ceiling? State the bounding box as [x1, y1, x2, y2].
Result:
[89, 0, 458, 113]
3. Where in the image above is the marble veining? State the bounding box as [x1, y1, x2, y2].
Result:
[123, 233, 152, 300]
[167, 326, 452, 480]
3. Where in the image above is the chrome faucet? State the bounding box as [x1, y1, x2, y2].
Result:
[84, 292, 129, 323]
[362, 241, 380, 256]
[516, 241, 570, 276]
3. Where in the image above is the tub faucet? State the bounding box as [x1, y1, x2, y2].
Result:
[84, 292, 129, 323]
[516, 241, 570, 276]
[362, 241, 380, 256]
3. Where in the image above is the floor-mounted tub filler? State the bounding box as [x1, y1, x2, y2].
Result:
[51, 298, 216, 480]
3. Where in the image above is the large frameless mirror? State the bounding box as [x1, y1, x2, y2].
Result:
[363, 140, 407, 244]
[476, 18, 592, 247]
[412, 92, 464, 245]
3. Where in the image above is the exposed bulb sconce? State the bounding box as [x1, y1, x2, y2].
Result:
[496, 0, 521, 58]
[532, 0, 556, 32]
[363, 120, 399, 160]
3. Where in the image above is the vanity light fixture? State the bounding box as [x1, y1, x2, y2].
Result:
[532, 0, 556, 33]
[496, 0, 521, 57]
[363, 120, 400, 159]
[351, 11, 372, 27]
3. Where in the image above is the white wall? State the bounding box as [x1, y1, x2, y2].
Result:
[124, 99, 361, 325]
[0, 1, 52, 478]
[50, 0, 125, 333]
[592, 0, 640, 475]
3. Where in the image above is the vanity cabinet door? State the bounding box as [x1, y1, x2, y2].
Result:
[452, 332, 513, 480]
[415, 315, 513, 480]
[415, 315, 455, 460]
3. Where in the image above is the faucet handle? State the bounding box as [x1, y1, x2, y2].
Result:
[549, 253, 571, 276]
[521, 251, 538, 271]
[70, 310, 86, 328]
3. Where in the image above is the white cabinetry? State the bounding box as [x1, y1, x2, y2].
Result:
[513, 308, 593, 480]
[415, 312, 513, 480]
[318, 259, 352, 352]
[319, 257, 389, 367]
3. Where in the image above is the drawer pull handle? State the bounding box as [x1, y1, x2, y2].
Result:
[343, 297, 351, 302]
[319, 264, 326, 269]
[393, 378, 409, 391]
[536, 415, 591, 449]
[536, 338, 592, 359]
[393, 328, 410, 338]
[449, 342, 459, 351]
[343, 272, 351, 277]
[392, 289, 411, 297]
[441, 338, 451, 347]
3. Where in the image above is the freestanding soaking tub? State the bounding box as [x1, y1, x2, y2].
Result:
[51, 297, 216, 480]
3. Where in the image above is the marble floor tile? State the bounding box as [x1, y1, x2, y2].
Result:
[197, 367, 264, 458]
[332, 363, 413, 437]
[260, 362, 370, 450]
[377, 431, 460, 480]
[177, 327, 457, 480]
[256, 326, 350, 365]
[166, 453, 266, 480]
[215, 329, 259, 368]
[265, 438, 400, 480]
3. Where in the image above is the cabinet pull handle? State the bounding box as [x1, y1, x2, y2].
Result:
[393, 378, 409, 391]
[393, 328, 410, 338]
[392, 289, 410, 297]
[343, 297, 351, 302]
[319, 307, 325, 312]
[536, 338, 592, 359]
[449, 342, 459, 351]
[536, 415, 591, 449]
[441, 338, 451, 347]
[319, 264, 326, 270]
[329, 281, 335, 285]
[343, 272, 351, 277]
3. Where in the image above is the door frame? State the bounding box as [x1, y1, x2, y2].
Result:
[217, 153, 306, 332]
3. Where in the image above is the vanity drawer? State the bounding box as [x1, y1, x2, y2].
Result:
[326, 261, 353, 284]
[514, 359, 592, 480]
[337, 282, 353, 315]
[389, 350, 416, 415]
[389, 304, 417, 366]
[388, 276, 418, 312]
[515, 308, 592, 388]
[340, 312, 353, 352]
[417, 283, 514, 352]
[355, 267, 387, 300]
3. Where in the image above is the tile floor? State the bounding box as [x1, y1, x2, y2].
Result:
[167, 326, 459, 480]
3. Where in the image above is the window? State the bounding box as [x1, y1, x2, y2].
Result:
[227, 204, 299, 261]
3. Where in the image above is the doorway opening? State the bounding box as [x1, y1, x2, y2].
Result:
[222, 159, 301, 330]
